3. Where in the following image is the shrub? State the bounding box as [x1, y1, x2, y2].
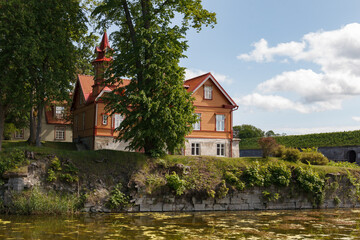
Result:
[300, 152, 329, 165]
[107, 183, 130, 210]
[262, 191, 280, 202]
[166, 171, 186, 196]
[273, 145, 286, 158]
[258, 137, 278, 158]
[265, 163, 292, 187]
[216, 180, 229, 198]
[283, 148, 301, 162]
[145, 174, 166, 194]
[224, 171, 245, 191]
[242, 162, 265, 187]
[294, 167, 325, 206]
[0, 149, 29, 175]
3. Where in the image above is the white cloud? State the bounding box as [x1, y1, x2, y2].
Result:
[237, 23, 360, 113]
[185, 68, 233, 84]
[352, 116, 360, 122]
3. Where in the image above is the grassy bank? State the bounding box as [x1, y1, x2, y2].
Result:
[1, 140, 360, 213]
[239, 130, 360, 149]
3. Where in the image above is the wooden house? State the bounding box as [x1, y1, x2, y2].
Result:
[71, 33, 239, 157]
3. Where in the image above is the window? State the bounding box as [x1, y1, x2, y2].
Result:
[193, 113, 201, 130]
[55, 106, 65, 119]
[14, 129, 24, 139]
[102, 114, 108, 125]
[217, 143, 225, 156]
[191, 143, 200, 155]
[55, 126, 65, 140]
[204, 85, 213, 99]
[216, 114, 225, 131]
[113, 114, 124, 129]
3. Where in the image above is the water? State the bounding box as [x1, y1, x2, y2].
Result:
[0, 209, 360, 239]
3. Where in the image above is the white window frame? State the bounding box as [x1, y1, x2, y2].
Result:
[55, 126, 65, 140]
[191, 143, 200, 156]
[217, 143, 225, 157]
[216, 114, 225, 131]
[204, 85, 213, 99]
[55, 106, 65, 119]
[113, 114, 124, 129]
[193, 113, 201, 130]
[102, 114, 108, 125]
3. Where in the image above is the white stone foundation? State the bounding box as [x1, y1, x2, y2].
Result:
[185, 138, 239, 157]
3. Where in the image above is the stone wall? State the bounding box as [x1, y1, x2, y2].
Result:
[240, 146, 360, 164]
[94, 136, 133, 151]
[131, 177, 360, 212]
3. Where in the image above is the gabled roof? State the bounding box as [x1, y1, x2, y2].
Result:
[184, 72, 238, 107]
[44, 104, 70, 125]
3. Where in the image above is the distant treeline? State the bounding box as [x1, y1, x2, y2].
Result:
[239, 130, 360, 149]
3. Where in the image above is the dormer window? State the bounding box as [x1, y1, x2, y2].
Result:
[55, 106, 65, 119]
[204, 85, 212, 99]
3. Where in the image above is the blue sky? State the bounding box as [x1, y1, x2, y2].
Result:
[180, 0, 360, 135]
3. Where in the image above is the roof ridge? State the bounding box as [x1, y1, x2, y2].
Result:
[184, 72, 211, 82]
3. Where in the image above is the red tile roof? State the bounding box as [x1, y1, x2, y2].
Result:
[44, 105, 70, 125]
[183, 72, 211, 93]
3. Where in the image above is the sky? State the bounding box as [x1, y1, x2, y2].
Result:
[180, 0, 360, 135]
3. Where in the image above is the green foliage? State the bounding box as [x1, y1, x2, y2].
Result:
[294, 167, 325, 206]
[93, 0, 216, 157]
[3, 123, 16, 140]
[283, 148, 301, 162]
[107, 183, 130, 210]
[262, 191, 280, 202]
[234, 124, 264, 139]
[346, 170, 360, 201]
[47, 157, 79, 184]
[10, 188, 80, 215]
[239, 130, 360, 150]
[300, 152, 329, 165]
[334, 196, 341, 206]
[50, 157, 62, 171]
[224, 171, 245, 191]
[242, 162, 265, 187]
[301, 147, 319, 153]
[46, 169, 57, 182]
[216, 180, 229, 199]
[273, 145, 286, 158]
[265, 163, 292, 187]
[258, 137, 278, 158]
[0, 149, 28, 175]
[328, 161, 360, 169]
[166, 171, 187, 196]
[145, 174, 166, 195]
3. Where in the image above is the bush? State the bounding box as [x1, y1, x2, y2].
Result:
[216, 180, 229, 198]
[258, 137, 278, 158]
[107, 183, 130, 210]
[145, 174, 166, 194]
[294, 167, 325, 206]
[224, 171, 245, 191]
[242, 162, 265, 187]
[301, 152, 329, 165]
[0, 149, 29, 175]
[273, 145, 286, 158]
[166, 171, 186, 196]
[265, 163, 292, 187]
[283, 148, 301, 162]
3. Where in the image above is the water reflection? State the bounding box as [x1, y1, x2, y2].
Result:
[0, 209, 360, 239]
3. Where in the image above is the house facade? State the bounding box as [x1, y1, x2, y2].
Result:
[10, 104, 72, 142]
[71, 32, 239, 157]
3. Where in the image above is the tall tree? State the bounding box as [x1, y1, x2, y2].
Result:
[233, 124, 265, 139]
[93, 0, 216, 157]
[0, 0, 33, 151]
[23, 0, 87, 146]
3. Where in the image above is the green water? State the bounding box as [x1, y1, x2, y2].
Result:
[1, 209, 360, 239]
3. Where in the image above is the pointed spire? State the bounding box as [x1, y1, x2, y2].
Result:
[94, 31, 112, 61]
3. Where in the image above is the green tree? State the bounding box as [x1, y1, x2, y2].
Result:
[93, 0, 216, 157]
[234, 124, 265, 139]
[0, 0, 33, 151]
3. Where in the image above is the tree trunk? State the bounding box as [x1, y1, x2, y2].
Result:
[28, 107, 36, 145]
[35, 103, 43, 147]
[0, 104, 6, 152]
